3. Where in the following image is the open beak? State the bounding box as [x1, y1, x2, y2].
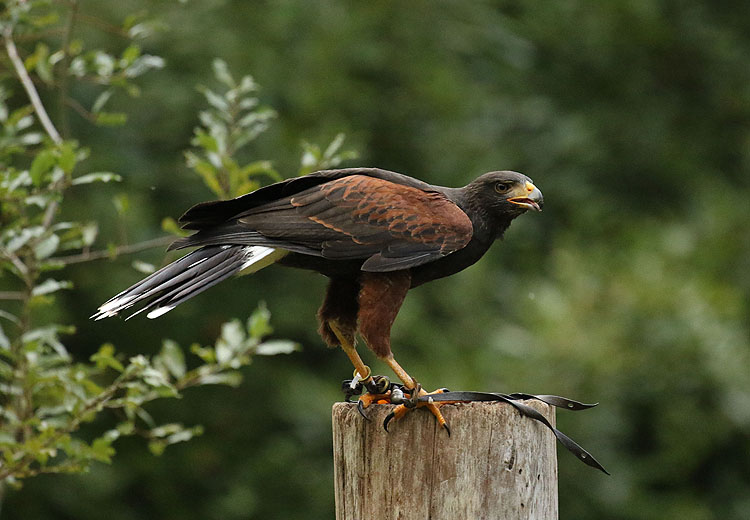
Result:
[508, 181, 544, 212]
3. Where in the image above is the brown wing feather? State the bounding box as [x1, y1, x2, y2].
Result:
[297, 176, 473, 270]
[322, 176, 470, 248]
[221, 175, 472, 271]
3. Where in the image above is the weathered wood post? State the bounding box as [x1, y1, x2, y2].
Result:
[332, 400, 558, 520]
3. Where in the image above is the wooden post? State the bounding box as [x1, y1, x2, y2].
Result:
[332, 400, 558, 520]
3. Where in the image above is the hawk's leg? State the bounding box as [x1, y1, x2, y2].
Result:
[319, 278, 374, 383]
[358, 271, 450, 433]
[328, 320, 372, 385]
[328, 321, 396, 417]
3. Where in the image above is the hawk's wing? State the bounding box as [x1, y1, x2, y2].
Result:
[174, 175, 474, 272]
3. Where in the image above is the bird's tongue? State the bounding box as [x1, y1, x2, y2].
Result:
[509, 197, 541, 211]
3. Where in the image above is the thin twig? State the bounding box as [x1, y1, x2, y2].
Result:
[54, 235, 173, 265]
[4, 24, 68, 230]
[0, 292, 25, 300]
[3, 26, 63, 144]
[65, 96, 96, 122]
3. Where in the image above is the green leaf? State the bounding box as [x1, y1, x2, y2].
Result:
[237, 75, 257, 93]
[154, 424, 204, 451]
[58, 143, 77, 173]
[141, 366, 174, 390]
[7, 105, 34, 127]
[148, 440, 166, 456]
[29, 149, 56, 186]
[124, 55, 165, 78]
[116, 422, 135, 436]
[90, 437, 116, 463]
[131, 260, 156, 274]
[95, 112, 128, 127]
[216, 320, 245, 363]
[198, 86, 229, 112]
[127, 21, 165, 40]
[81, 222, 98, 247]
[25, 194, 53, 208]
[184, 151, 223, 197]
[22, 325, 72, 360]
[254, 340, 300, 356]
[25, 43, 53, 84]
[190, 343, 216, 364]
[0, 323, 9, 351]
[248, 303, 273, 338]
[34, 234, 60, 260]
[6, 227, 42, 253]
[197, 372, 243, 387]
[121, 44, 141, 65]
[93, 51, 115, 77]
[69, 56, 86, 77]
[72, 172, 122, 185]
[193, 129, 219, 153]
[161, 217, 189, 237]
[20, 132, 43, 146]
[212, 58, 235, 87]
[112, 193, 130, 215]
[91, 90, 113, 114]
[31, 278, 72, 296]
[158, 340, 186, 379]
[90, 343, 124, 373]
[324, 133, 346, 159]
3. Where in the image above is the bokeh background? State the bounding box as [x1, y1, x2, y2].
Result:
[4, 1, 750, 518]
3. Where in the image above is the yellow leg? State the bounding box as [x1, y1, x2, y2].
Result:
[328, 320, 372, 384]
[382, 355, 416, 389]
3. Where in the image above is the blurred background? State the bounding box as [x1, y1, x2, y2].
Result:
[3, 0, 750, 518]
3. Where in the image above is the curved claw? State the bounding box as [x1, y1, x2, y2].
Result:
[357, 399, 371, 421]
[383, 412, 395, 432]
[443, 422, 451, 437]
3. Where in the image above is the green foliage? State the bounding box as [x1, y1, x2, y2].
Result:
[0, 305, 292, 484]
[0, 0, 299, 499]
[299, 133, 358, 176]
[183, 58, 357, 201]
[185, 58, 279, 200]
[0, 90, 43, 161]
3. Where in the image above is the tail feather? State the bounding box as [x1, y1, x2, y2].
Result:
[134, 258, 245, 320]
[92, 245, 278, 320]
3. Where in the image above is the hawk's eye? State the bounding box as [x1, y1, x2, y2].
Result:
[494, 182, 512, 194]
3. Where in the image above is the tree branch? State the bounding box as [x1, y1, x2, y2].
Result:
[54, 236, 173, 265]
[3, 26, 63, 145]
[4, 22, 68, 230]
[0, 292, 26, 300]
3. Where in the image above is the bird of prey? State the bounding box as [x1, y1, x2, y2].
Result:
[93, 168, 543, 430]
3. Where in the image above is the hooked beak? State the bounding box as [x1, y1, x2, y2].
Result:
[508, 181, 544, 211]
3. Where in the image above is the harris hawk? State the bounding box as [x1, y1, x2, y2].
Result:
[93, 168, 543, 430]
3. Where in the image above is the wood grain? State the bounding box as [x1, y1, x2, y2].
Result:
[332, 400, 558, 520]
